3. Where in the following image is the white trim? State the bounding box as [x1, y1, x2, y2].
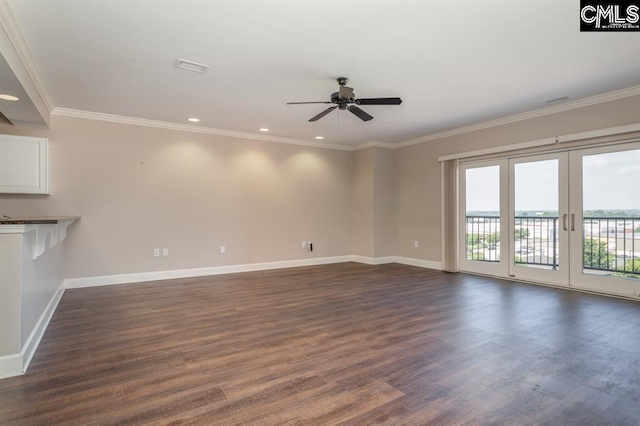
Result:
[52, 108, 353, 152]
[65, 256, 353, 289]
[65, 255, 443, 289]
[557, 123, 640, 144]
[44, 88, 640, 154]
[0, 0, 54, 123]
[374, 256, 395, 265]
[394, 256, 442, 270]
[351, 255, 395, 265]
[399, 86, 640, 148]
[351, 256, 376, 265]
[0, 281, 64, 379]
[21, 281, 65, 372]
[0, 354, 22, 379]
[437, 123, 640, 162]
[353, 140, 395, 151]
[438, 137, 558, 162]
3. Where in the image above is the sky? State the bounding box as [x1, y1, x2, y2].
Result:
[583, 149, 640, 210]
[465, 148, 640, 212]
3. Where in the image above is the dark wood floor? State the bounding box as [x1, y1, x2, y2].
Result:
[1, 263, 640, 425]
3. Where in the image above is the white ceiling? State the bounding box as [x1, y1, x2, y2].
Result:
[4, 0, 640, 147]
[0, 52, 44, 125]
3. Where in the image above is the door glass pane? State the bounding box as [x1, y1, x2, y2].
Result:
[582, 149, 640, 279]
[465, 166, 500, 262]
[514, 160, 559, 270]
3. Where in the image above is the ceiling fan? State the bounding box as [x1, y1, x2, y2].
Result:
[286, 77, 402, 122]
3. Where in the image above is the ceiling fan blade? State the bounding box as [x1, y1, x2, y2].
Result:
[355, 97, 403, 105]
[287, 101, 332, 105]
[348, 106, 373, 122]
[339, 85, 353, 100]
[309, 106, 337, 122]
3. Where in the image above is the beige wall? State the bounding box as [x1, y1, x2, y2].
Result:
[350, 147, 396, 259]
[0, 95, 638, 279]
[350, 148, 374, 257]
[395, 95, 640, 262]
[0, 116, 353, 278]
[373, 147, 395, 258]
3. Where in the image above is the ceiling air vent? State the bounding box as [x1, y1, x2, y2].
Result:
[174, 59, 210, 73]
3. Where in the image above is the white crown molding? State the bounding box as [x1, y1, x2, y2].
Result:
[353, 140, 395, 151]
[397, 85, 640, 148]
[0, 0, 54, 123]
[52, 108, 354, 151]
[52, 85, 639, 153]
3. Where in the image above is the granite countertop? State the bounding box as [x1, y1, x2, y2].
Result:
[0, 216, 80, 225]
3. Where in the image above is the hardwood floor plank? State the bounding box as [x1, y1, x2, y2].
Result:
[1, 262, 640, 424]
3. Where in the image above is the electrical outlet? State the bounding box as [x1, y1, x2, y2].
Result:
[414, 240, 419, 248]
[163, 248, 169, 256]
[153, 248, 160, 257]
[302, 241, 307, 248]
[220, 245, 226, 254]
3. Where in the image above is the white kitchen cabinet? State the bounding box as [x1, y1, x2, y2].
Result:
[0, 135, 49, 194]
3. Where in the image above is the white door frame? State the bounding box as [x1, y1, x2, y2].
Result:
[458, 159, 509, 277]
[508, 152, 570, 287]
[458, 140, 640, 299]
[569, 142, 640, 298]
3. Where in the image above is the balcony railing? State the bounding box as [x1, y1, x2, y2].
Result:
[583, 217, 640, 275]
[465, 215, 640, 278]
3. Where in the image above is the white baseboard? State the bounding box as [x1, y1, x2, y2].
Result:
[0, 281, 64, 379]
[351, 255, 395, 265]
[65, 256, 353, 289]
[64, 255, 442, 289]
[393, 256, 442, 270]
[21, 281, 65, 372]
[65, 255, 442, 289]
[0, 354, 23, 379]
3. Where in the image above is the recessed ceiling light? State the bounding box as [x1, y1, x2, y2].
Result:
[0, 94, 19, 101]
[188, 117, 200, 122]
[259, 128, 269, 132]
[315, 136, 324, 140]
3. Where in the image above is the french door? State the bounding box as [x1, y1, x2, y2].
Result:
[509, 153, 569, 286]
[569, 144, 640, 297]
[459, 142, 640, 298]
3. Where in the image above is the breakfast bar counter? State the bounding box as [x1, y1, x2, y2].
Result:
[0, 216, 79, 378]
